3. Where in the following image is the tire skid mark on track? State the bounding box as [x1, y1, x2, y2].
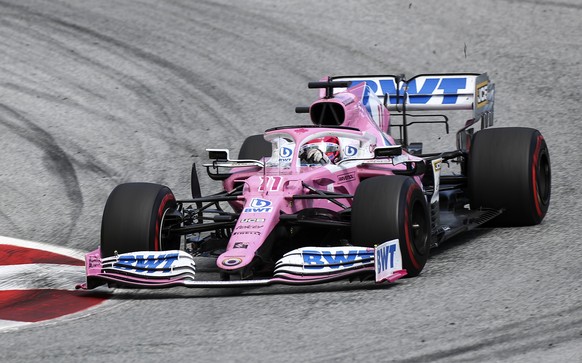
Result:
[395, 305, 582, 362]
[182, 0, 391, 70]
[0, 264, 84, 290]
[0, 211, 25, 238]
[0, 105, 83, 242]
[503, 0, 582, 10]
[0, 9, 200, 136]
[108, 0, 385, 112]
[0, 1, 247, 141]
[0, 83, 119, 179]
[138, 1, 315, 104]
[166, 0, 383, 103]
[46, 17, 245, 136]
[0, 16, 124, 183]
[1, 0, 217, 242]
[0, 6, 194, 186]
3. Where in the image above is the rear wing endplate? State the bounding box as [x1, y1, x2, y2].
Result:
[331, 73, 495, 126]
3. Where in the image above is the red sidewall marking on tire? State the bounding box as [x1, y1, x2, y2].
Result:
[154, 194, 174, 251]
[531, 135, 543, 218]
[404, 184, 420, 270]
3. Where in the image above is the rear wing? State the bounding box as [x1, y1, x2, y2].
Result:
[330, 73, 495, 127]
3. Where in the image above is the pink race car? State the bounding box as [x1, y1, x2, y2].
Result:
[79, 73, 551, 290]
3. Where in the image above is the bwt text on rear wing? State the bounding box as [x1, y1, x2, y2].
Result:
[330, 73, 495, 127]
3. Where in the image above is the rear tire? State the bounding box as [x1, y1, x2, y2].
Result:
[238, 134, 272, 160]
[468, 127, 551, 226]
[100, 183, 181, 257]
[352, 176, 430, 277]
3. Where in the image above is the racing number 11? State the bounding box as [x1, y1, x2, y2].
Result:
[258, 176, 283, 192]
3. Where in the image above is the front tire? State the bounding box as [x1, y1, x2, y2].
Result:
[468, 127, 551, 226]
[100, 183, 181, 257]
[352, 176, 430, 277]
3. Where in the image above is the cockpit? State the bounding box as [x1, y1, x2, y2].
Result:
[264, 127, 377, 170]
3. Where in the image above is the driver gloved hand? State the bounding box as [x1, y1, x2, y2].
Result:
[306, 149, 329, 164]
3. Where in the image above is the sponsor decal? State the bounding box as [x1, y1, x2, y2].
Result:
[431, 158, 442, 205]
[302, 249, 373, 270]
[222, 257, 243, 267]
[374, 239, 402, 282]
[351, 77, 469, 105]
[476, 81, 489, 107]
[233, 231, 261, 236]
[114, 253, 179, 273]
[240, 218, 265, 223]
[235, 225, 263, 230]
[233, 242, 248, 249]
[363, 159, 392, 164]
[337, 172, 355, 183]
[258, 176, 283, 192]
[243, 198, 273, 213]
[88, 254, 101, 268]
[344, 145, 358, 157]
[279, 147, 293, 159]
[376, 243, 396, 274]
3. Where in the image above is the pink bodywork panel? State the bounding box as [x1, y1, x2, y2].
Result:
[216, 82, 424, 272]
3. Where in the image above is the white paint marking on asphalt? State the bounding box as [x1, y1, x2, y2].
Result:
[0, 320, 30, 331]
[0, 235, 86, 261]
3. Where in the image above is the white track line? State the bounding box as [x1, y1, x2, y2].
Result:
[0, 320, 30, 331]
[0, 235, 86, 261]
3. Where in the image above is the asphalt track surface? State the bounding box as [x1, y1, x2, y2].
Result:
[0, 0, 581, 362]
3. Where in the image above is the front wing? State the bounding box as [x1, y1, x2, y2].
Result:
[76, 240, 406, 289]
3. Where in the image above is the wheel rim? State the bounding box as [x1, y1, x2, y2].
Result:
[536, 151, 551, 206]
[159, 208, 182, 250]
[159, 208, 171, 250]
[410, 199, 429, 255]
[154, 193, 181, 251]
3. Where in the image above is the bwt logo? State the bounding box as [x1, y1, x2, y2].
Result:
[344, 145, 358, 157]
[302, 250, 372, 269]
[354, 77, 468, 105]
[243, 198, 273, 213]
[376, 243, 396, 274]
[279, 147, 293, 158]
[114, 253, 179, 273]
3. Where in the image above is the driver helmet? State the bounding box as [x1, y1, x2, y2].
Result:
[301, 136, 341, 163]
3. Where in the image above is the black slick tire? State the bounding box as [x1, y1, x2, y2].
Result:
[468, 127, 551, 226]
[100, 183, 181, 257]
[352, 176, 430, 277]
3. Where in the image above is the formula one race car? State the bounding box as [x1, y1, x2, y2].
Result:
[78, 73, 551, 290]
